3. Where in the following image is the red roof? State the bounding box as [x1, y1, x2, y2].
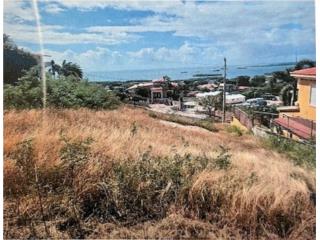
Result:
[152, 77, 166, 83]
[290, 67, 316, 77]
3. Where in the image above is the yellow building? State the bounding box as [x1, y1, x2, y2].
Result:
[292, 67, 316, 120]
[275, 67, 316, 140]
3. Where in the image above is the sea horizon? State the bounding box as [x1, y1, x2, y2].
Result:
[86, 62, 297, 82]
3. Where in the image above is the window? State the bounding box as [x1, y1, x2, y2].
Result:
[310, 83, 316, 106]
[153, 92, 162, 98]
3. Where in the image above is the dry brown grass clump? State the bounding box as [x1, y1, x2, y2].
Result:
[4, 107, 315, 239]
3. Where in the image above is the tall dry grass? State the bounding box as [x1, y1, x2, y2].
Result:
[4, 107, 315, 239]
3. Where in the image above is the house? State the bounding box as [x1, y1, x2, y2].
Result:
[127, 76, 178, 104]
[196, 91, 245, 105]
[197, 83, 218, 91]
[218, 83, 237, 92]
[274, 67, 316, 140]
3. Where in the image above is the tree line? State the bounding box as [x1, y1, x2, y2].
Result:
[3, 34, 120, 110]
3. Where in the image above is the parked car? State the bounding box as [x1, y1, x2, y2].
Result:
[262, 94, 277, 101]
[262, 94, 282, 106]
[241, 98, 267, 108]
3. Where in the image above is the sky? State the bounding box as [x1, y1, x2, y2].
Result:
[4, 0, 316, 73]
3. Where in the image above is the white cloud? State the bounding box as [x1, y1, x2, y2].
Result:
[4, 0, 315, 70]
[4, 0, 140, 45]
[44, 3, 65, 14]
[4, 22, 140, 45]
[4, 0, 35, 22]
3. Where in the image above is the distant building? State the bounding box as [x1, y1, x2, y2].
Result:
[274, 67, 316, 140]
[218, 83, 237, 92]
[197, 83, 218, 91]
[127, 76, 178, 104]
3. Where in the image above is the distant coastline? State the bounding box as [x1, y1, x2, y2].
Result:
[86, 62, 296, 82]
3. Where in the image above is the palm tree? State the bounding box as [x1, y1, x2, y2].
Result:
[280, 84, 294, 106]
[48, 60, 61, 79]
[60, 60, 83, 79]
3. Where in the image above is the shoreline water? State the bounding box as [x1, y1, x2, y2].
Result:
[86, 63, 295, 82]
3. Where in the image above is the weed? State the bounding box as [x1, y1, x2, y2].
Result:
[263, 136, 315, 168]
[226, 125, 244, 136]
[212, 146, 232, 170]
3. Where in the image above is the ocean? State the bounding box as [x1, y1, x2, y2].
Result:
[86, 63, 295, 82]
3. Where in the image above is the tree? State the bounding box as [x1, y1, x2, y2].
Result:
[60, 60, 83, 79]
[294, 59, 315, 70]
[163, 75, 171, 81]
[4, 66, 43, 109]
[235, 75, 250, 86]
[4, 34, 39, 85]
[4, 66, 120, 110]
[280, 84, 294, 106]
[48, 60, 61, 79]
[250, 75, 266, 87]
[199, 93, 222, 117]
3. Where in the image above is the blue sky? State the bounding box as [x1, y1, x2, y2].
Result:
[4, 0, 316, 73]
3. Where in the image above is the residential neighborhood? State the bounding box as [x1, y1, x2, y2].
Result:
[121, 64, 316, 143]
[3, 0, 316, 239]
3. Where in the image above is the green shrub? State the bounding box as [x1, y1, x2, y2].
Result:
[226, 125, 244, 136]
[263, 136, 315, 168]
[78, 146, 231, 223]
[4, 67, 43, 109]
[10, 139, 36, 181]
[4, 67, 120, 110]
[212, 146, 232, 170]
[60, 136, 93, 173]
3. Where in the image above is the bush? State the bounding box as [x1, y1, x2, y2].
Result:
[4, 67, 120, 110]
[47, 77, 120, 109]
[250, 75, 266, 87]
[77, 147, 232, 223]
[226, 125, 244, 136]
[4, 67, 43, 109]
[263, 136, 315, 168]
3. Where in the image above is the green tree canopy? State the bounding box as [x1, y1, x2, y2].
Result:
[235, 75, 250, 86]
[4, 34, 39, 85]
[294, 59, 315, 70]
[60, 60, 83, 79]
[199, 93, 222, 117]
[250, 75, 266, 87]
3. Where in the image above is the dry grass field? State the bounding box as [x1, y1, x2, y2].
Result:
[4, 106, 315, 239]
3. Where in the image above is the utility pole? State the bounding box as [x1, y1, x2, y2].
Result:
[222, 57, 227, 123]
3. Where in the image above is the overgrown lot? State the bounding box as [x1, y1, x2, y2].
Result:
[4, 108, 315, 239]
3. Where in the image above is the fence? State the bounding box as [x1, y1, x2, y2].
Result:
[233, 107, 254, 130]
[279, 113, 316, 139]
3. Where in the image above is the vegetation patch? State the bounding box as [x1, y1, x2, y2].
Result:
[226, 125, 244, 136]
[148, 111, 218, 132]
[262, 135, 316, 168]
[4, 108, 315, 239]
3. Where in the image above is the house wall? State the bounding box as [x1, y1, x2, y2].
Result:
[295, 78, 316, 121]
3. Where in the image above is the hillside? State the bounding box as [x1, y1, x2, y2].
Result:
[4, 107, 315, 239]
